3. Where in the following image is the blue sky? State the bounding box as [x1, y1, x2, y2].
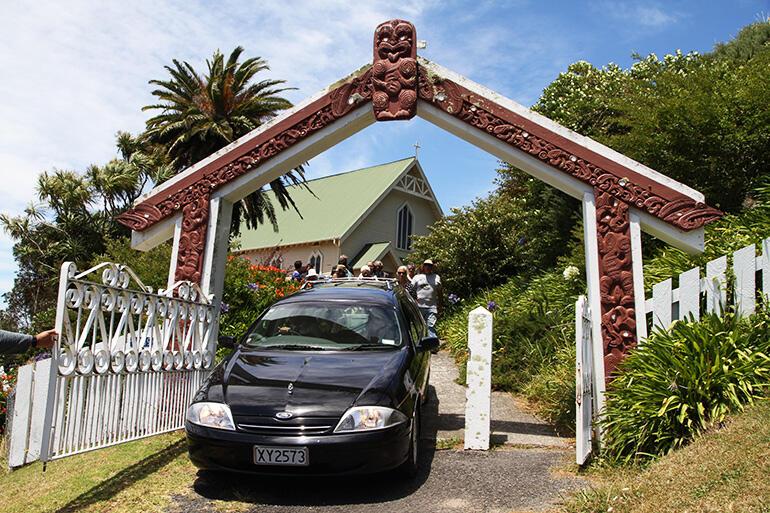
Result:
[0, 0, 767, 304]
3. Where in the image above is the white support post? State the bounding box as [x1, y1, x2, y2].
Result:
[629, 212, 647, 341]
[200, 196, 234, 353]
[464, 306, 493, 450]
[167, 216, 183, 291]
[26, 358, 53, 463]
[582, 191, 606, 435]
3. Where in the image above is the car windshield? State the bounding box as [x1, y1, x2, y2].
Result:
[242, 302, 403, 350]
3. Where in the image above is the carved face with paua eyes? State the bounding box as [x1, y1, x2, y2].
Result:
[372, 19, 418, 121]
[375, 21, 414, 62]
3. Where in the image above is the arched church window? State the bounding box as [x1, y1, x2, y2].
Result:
[309, 250, 323, 273]
[397, 204, 413, 250]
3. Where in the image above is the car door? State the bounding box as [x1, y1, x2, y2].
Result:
[400, 297, 429, 399]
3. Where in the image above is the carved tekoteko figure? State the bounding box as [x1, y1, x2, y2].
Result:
[372, 19, 417, 121]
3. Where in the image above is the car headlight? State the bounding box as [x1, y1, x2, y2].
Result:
[186, 402, 236, 431]
[334, 406, 408, 433]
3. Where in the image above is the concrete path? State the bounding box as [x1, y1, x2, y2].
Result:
[424, 351, 570, 448]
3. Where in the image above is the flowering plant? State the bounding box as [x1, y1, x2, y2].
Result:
[0, 365, 15, 436]
[217, 258, 301, 354]
[563, 265, 580, 281]
[486, 301, 497, 313]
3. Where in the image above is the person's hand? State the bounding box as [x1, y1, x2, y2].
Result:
[35, 329, 58, 349]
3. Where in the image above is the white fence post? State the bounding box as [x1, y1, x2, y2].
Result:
[734, 244, 756, 317]
[705, 256, 727, 315]
[575, 295, 593, 465]
[465, 306, 493, 450]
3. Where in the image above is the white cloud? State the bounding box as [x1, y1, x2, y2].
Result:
[592, 1, 682, 29]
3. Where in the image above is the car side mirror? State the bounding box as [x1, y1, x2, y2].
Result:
[416, 336, 439, 352]
[218, 335, 236, 349]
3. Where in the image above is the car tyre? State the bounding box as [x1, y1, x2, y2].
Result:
[397, 400, 420, 479]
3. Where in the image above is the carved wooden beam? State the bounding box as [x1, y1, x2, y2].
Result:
[117, 68, 373, 282]
[416, 71, 722, 232]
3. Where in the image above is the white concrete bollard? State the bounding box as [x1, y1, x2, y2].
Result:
[465, 306, 493, 450]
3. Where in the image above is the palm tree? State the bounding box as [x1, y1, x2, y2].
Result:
[142, 46, 308, 233]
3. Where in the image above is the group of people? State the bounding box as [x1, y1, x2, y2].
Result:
[284, 255, 443, 338]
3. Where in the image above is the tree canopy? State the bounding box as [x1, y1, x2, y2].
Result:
[532, 20, 770, 213]
[142, 46, 310, 234]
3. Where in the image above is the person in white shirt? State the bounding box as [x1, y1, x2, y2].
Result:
[410, 259, 443, 338]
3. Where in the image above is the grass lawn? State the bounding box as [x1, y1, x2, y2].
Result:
[0, 431, 197, 513]
[562, 398, 770, 513]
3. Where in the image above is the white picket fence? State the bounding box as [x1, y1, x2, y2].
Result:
[575, 236, 770, 465]
[8, 262, 218, 468]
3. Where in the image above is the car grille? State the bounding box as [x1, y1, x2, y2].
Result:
[234, 416, 337, 436]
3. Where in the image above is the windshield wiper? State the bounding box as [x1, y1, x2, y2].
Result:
[259, 344, 327, 351]
[337, 344, 398, 351]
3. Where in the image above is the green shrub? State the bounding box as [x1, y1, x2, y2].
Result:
[601, 308, 770, 464]
[522, 332, 576, 434]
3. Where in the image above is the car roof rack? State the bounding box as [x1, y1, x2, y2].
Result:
[301, 277, 396, 290]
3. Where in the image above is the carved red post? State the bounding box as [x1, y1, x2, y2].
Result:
[175, 191, 210, 284]
[594, 190, 637, 381]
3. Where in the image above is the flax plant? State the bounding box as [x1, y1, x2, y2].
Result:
[601, 307, 770, 464]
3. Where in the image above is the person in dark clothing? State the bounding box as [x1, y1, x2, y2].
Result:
[373, 261, 388, 278]
[338, 255, 353, 275]
[0, 329, 57, 354]
[292, 260, 306, 281]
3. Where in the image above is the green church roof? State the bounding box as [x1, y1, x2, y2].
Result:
[239, 157, 416, 250]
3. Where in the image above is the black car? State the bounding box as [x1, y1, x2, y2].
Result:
[185, 279, 437, 477]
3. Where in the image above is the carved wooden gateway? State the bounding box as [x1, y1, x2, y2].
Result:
[115, 20, 720, 451]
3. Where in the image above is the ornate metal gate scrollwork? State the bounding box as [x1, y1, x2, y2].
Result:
[39, 262, 217, 462]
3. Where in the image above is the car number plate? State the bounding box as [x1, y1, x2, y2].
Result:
[253, 445, 309, 466]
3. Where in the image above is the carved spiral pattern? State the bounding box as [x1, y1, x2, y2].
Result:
[117, 67, 374, 283]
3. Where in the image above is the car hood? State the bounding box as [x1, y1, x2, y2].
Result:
[223, 348, 407, 418]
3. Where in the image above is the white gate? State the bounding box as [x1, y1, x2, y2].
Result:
[9, 262, 217, 467]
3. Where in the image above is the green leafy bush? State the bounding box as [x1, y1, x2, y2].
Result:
[409, 194, 527, 297]
[601, 308, 770, 464]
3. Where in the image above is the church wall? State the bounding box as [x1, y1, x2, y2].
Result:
[238, 241, 339, 274]
[341, 188, 439, 271]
